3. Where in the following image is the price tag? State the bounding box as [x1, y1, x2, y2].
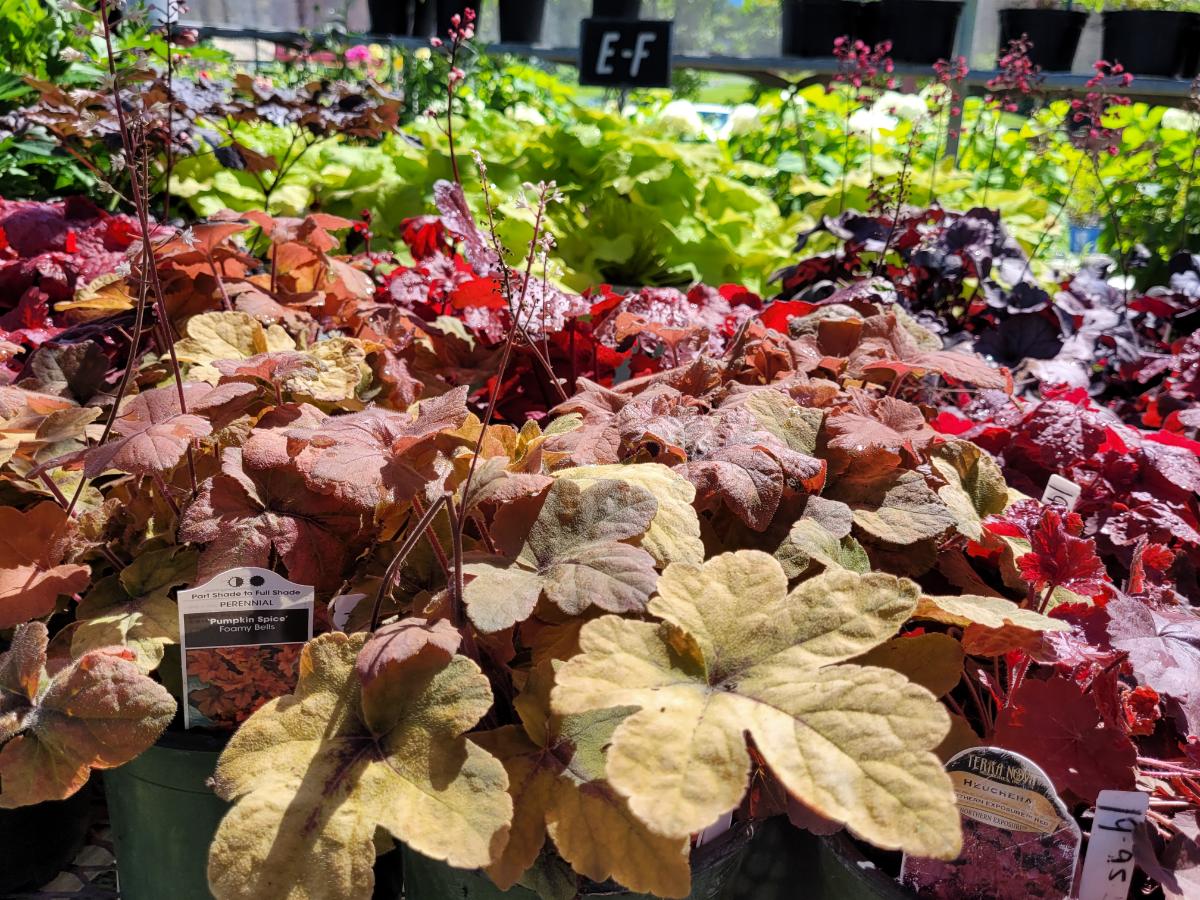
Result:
[1042, 474, 1082, 511]
[178, 567, 313, 729]
[1077, 790, 1148, 900]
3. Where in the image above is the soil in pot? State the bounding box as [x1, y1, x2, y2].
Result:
[438, 0, 481, 36]
[0, 780, 95, 894]
[1101, 10, 1193, 78]
[104, 728, 230, 900]
[781, 0, 866, 58]
[998, 8, 1087, 71]
[400, 822, 753, 899]
[873, 0, 964, 65]
[499, 0, 547, 43]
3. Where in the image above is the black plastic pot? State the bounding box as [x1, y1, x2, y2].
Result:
[808, 833, 911, 899]
[104, 729, 230, 900]
[781, 0, 867, 58]
[401, 824, 753, 899]
[1182, 12, 1200, 79]
[1102, 10, 1194, 79]
[499, 0, 547, 43]
[873, 0, 964, 65]
[998, 8, 1087, 72]
[0, 782, 94, 894]
[437, 0, 481, 37]
[592, 0, 642, 17]
[368, 0, 436, 36]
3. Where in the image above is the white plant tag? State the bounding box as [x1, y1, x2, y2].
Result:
[177, 567, 313, 729]
[1042, 474, 1082, 511]
[694, 812, 733, 847]
[1077, 790, 1148, 900]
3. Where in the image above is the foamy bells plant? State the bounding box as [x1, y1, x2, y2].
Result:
[206, 550, 963, 900]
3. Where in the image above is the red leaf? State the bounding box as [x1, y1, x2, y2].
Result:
[1121, 685, 1161, 736]
[1107, 596, 1200, 736]
[825, 394, 937, 453]
[931, 411, 974, 435]
[0, 503, 89, 629]
[1016, 508, 1108, 598]
[993, 675, 1137, 802]
[356, 616, 461, 693]
[450, 276, 506, 310]
[179, 436, 366, 591]
[82, 382, 253, 477]
[758, 300, 819, 334]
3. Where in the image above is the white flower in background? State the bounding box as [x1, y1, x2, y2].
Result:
[1107, 273, 1136, 292]
[1162, 107, 1200, 133]
[848, 107, 898, 139]
[657, 99, 705, 136]
[872, 91, 928, 122]
[725, 103, 764, 137]
[512, 104, 546, 127]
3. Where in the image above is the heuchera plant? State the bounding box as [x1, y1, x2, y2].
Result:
[1, 14, 1198, 895]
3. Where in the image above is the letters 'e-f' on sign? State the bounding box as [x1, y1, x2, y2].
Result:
[579, 18, 673, 88]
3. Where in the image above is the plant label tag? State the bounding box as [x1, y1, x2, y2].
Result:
[900, 747, 1081, 899]
[1077, 790, 1148, 900]
[177, 567, 313, 730]
[1042, 474, 1082, 511]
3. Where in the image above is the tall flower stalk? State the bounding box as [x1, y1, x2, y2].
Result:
[831, 37, 895, 214]
[429, 7, 476, 185]
[981, 36, 1042, 206]
[929, 56, 968, 202]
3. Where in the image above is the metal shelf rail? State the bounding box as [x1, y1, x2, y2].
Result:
[186, 6, 1197, 105]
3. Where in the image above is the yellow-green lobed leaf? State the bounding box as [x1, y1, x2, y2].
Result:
[207, 632, 511, 900]
[551, 551, 962, 859]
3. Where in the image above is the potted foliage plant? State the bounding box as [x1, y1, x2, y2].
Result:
[869, 0, 965, 65]
[780, 0, 868, 58]
[1098, 0, 1200, 78]
[998, 1, 1089, 71]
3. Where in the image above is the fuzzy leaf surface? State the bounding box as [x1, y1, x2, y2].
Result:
[551, 551, 961, 858]
[465, 479, 659, 633]
[0, 622, 175, 807]
[208, 632, 511, 900]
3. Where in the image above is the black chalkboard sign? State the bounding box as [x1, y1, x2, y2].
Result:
[578, 18, 673, 88]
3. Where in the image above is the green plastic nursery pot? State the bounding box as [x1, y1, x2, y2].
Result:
[400, 824, 753, 899]
[0, 780, 94, 894]
[104, 729, 230, 900]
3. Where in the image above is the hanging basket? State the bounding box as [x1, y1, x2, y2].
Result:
[780, 0, 867, 58]
[997, 8, 1088, 72]
[1101, 10, 1195, 79]
[873, 0, 965, 66]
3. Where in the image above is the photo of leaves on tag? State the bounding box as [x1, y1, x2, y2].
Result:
[900, 747, 1082, 899]
[177, 567, 314, 729]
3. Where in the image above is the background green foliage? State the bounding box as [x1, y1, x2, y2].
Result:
[3, 4, 1198, 291]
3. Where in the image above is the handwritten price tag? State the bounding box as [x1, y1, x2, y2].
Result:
[1077, 790, 1148, 900]
[1042, 474, 1082, 511]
